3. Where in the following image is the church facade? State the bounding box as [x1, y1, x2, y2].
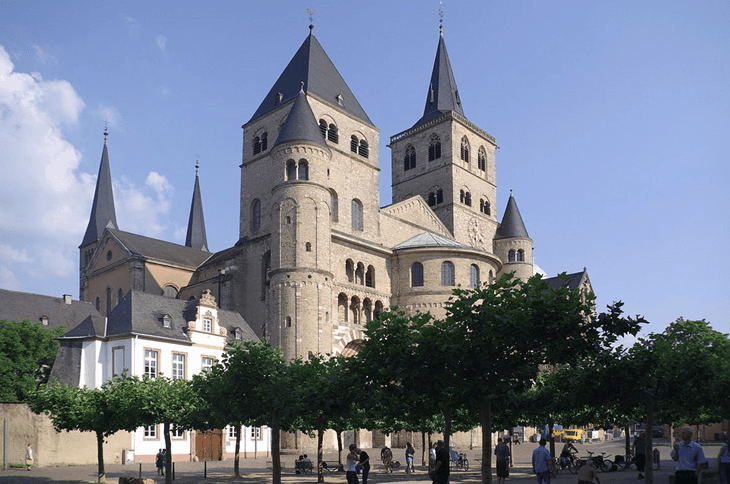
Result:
[76, 24, 593, 450]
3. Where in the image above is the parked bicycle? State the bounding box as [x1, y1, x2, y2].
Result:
[586, 451, 613, 473]
[555, 452, 579, 474]
[450, 449, 469, 471]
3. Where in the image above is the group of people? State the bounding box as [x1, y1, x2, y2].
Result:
[155, 448, 167, 476]
[346, 444, 371, 484]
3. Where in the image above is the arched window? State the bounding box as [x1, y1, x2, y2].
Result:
[346, 259, 354, 283]
[460, 190, 465, 204]
[328, 124, 338, 143]
[163, 285, 178, 298]
[261, 251, 271, 300]
[305, 242, 312, 252]
[404, 145, 416, 171]
[374, 300, 384, 319]
[441, 261, 455, 286]
[470, 264, 480, 288]
[437, 189, 443, 204]
[253, 136, 261, 155]
[411, 262, 424, 287]
[350, 296, 360, 325]
[252, 199, 261, 229]
[261, 132, 268, 151]
[106, 287, 112, 315]
[351, 199, 363, 231]
[298, 160, 309, 180]
[489, 270, 494, 283]
[285, 316, 292, 328]
[460, 136, 470, 163]
[358, 139, 369, 158]
[117, 288, 124, 306]
[355, 263, 365, 285]
[95, 296, 100, 312]
[480, 199, 491, 215]
[351, 135, 358, 153]
[478, 147, 487, 171]
[429, 134, 441, 161]
[338, 293, 348, 322]
[363, 298, 372, 322]
[428, 192, 436, 206]
[508, 249, 516, 262]
[286, 159, 296, 180]
[366, 265, 375, 288]
[319, 119, 328, 137]
[465, 192, 472, 207]
[517, 249, 525, 261]
[330, 189, 339, 222]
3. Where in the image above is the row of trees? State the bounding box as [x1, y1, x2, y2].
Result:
[28, 273, 730, 484]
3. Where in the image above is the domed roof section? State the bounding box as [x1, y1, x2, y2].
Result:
[393, 232, 471, 250]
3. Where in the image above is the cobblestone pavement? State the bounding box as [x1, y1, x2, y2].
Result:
[0, 438, 716, 484]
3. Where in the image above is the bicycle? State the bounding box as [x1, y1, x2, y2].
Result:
[555, 452, 579, 474]
[586, 451, 613, 473]
[450, 450, 469, 471]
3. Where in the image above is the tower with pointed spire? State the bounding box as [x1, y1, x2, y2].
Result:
[494, 192, 534, 280]
[389, 24, 500, 253]
[185, 161, 209, 252]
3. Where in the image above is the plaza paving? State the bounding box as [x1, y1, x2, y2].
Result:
[0, 438, 716, 484]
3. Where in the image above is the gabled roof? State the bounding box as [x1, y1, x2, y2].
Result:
[108, 228, 212, 269]
[185, 168, 209, 252]
[545, 269, 591, 292]
[273, 87, 330, 151]
[495, 194, 531, 240]
[81, 136, 118, 247]
[0, 288, 101, 331]
[413, 33, 464, 128]
[247, 27, 373, 127]
[393, 232, 471, 250]
[60, 314, 107, 339]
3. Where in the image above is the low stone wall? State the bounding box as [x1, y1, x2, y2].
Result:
[1, 403, 132, 467]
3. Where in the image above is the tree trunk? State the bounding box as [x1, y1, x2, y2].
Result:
[234, 422, 242, 477]
[317, 416, 325, 483]
[444, 406, 452, 451]
[164, 422, 172, 484]
[272, 411, 281, 484]
[422, 432, 427, 466]
[624, 425, 631, 463]
[480, 400, 493, 484]
[337, 429, 344, 470]
[548, 421, 556, 477]
[645, 399, 655, 484]
[96, 431, 105, 482]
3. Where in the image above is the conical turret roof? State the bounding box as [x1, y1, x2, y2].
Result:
[273, 86, 330, 150]
[185, 166, 209, 252]
[247, 27, 373, 127]
[414, 33, 464, 127]
[495, 194, 530, 239]
[81, 135, 118, 247]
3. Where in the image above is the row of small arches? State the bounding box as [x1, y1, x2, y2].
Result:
[426, 188, 491, 216]
[403, 135, 488, 174]
[411, 262, 493, 288]
[251, 192, 364, 232]
[345, 259, 375, 288]
[337, 293, 385, 325]
[508, 249, 526, 262]
[252, 124, 369, 159]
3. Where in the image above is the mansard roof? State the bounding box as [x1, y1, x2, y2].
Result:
[273, 87, 330, 150]
[393, 231, 471, 250]
[247, 27, 373, 127]
[81, 137, 118, 247]
[495, 194, 531, 240]
[185, 169, 209, 252]
[108, 228, 212, 269]
[0, 288, 101, 331]
[413, 33, 464, 128]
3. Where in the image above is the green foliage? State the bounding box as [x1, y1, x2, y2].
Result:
[0, 319, 66, 402]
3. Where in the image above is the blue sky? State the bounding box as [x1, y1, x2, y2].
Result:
[1, 1, 728, 337]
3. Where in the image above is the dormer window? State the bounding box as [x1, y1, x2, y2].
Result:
[234, 329, 242, 340]
[336, 94, 344, 106]
[160, 315, 171, 328]
[203, 317, 212, 332]
[40, 316, 49, 326]
[275, 92, 283, 105]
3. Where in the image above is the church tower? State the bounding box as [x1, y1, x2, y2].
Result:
[494, 192, 534, 281]
[390, 25, 499, 252]
[185, 162, 209, 252]
[237, 25, 379, 361]
[79, 129, 118, 301]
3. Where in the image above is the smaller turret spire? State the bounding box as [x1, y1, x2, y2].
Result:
[185, 158, 209, 252]
[495, 192, 530, 239]
[81, 129, 118, 248]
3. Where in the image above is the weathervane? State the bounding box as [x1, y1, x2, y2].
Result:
[439, 1, 444, 36]
[103, 118, 109, 141]
[195, 154, 200, 176]
[307, 8, 315, 27]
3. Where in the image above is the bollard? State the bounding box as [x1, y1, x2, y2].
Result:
[139, 463, 142, 478]
[205, 460, 207, 479]
[173, 461, 175, 481]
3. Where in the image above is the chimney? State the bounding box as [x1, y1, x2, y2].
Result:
[63, 294, 72, 305]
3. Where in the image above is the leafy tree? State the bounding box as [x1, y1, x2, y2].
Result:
[0, 320, 66, 402]
[28, 375, 140, 482]
[445, 274, 641, 484]
[135, 376, 199, 484]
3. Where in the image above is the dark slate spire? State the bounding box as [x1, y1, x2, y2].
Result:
[81, 130, 118, 247]
[273, 83, 330, 151]
[495, 192, 530, 239]
[414, 31, 464, 127]
[247, 27, 373, 127]
[185, 162, 209, 252]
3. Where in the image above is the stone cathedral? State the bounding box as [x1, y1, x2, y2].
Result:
[79, 24, 592, 375]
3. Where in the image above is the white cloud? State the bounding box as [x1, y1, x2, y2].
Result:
[32, 44, 57, 65]
[156, 34, 167, 52]
[95, 104, 121, 129]
[114, 172, 174, 239]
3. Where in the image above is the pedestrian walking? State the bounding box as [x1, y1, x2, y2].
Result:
[25, 443, 33, 471]
[156, 449, 164, 475]
[431, 440, 450, 484]
[633, 432, 647, 479]
[360, 449, 371, 484]
[671, 426, 707, 484]
[406, 442, 415, 474]
[347, 444, 360, 484]
[495, 437, 511, 484]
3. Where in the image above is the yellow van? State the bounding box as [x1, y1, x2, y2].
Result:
[562, 429, 584, 442]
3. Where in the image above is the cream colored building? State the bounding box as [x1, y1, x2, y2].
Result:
[76, 24, 593, 451]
